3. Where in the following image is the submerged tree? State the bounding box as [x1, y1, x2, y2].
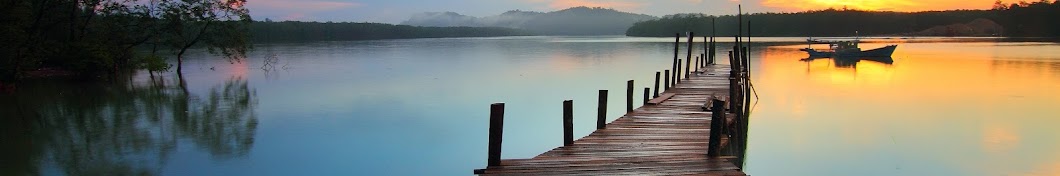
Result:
[0, 0, 251, 84]
[156, 0, 251, 75]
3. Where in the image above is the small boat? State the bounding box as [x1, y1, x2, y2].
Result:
[800, 38, 897, 58]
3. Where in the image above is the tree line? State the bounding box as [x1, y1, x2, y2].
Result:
[1, 0, 252, 84]
[626, 1, 1059, 37]
[993, 0, 1060, 37]
[249, 20, 530, 43]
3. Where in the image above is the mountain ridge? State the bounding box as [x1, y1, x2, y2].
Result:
[401, 7, 658, 35]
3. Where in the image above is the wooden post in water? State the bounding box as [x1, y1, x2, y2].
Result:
[707, 98, 725, 157]
[695, 56, 700, 73]
[664, 70, 671, 90]
[709, 36, 715, 65]
[626, 80, 634, 113]
[487, 103, 505, 167]
[710, 17, 716, 65]
[703, 35, 708, 64]
[702, 35, 707, 66]
[672, 33, 680, 85]
[685, 32, 694, 79]
[597, 90, 607, 129]
[728, 51, 738, 110]
[563, 100, 573, 146]
[643, 87, 650, 105]
[676, 59, 682, 83]
[701, 54, 706, 67]
[653, 72, 661, 98]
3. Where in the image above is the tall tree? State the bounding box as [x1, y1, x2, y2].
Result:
[157, 0, 250, 75]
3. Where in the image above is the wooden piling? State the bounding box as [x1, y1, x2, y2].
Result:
[664, 70, 671, 90]
[729, 51, 738, 110]
[626, 80, 634, 113]
[677, 59, 682, 83]
[709, 36, 715, 65]
[487, 103, 505, 167]
[701, 54, 706, 67]
[703, 35, 708, 65]
[695, 56, 701, 73]
[673, 33, 680, 85]
[653, 72, 661, 98]
[597, 90, 607, 129]
[643, 87, 650, 105]
[685, 32, 694, 79]
[707, 98, 725, 157]
[563, 100, 573, 146]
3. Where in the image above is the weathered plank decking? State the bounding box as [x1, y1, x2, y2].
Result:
[475, 64, 746, 176]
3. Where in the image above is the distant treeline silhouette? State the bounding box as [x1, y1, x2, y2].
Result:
[627, 1, 1059, 37]
[993, 0, 1060, 37]
[250, 20, 531, 43]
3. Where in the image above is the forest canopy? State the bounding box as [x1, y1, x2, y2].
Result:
[626, 1, 1059, 37]
[249, 20, 531, 43]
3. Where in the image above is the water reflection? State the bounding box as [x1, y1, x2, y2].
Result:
[748, 42, 1060, 176]
[801, 56, 895, 68]
[0, 76, 257, 175]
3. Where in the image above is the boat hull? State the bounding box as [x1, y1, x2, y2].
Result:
[836, 45, 897, 57]
[803, 45, 897, 58]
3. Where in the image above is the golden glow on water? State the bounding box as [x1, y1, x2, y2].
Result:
[750, 41, 1060, 175]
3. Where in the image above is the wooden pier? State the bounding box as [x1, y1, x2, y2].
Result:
[474, 30, 756, 175]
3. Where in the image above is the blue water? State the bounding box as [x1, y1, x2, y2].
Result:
[3, 36, 1059, 175]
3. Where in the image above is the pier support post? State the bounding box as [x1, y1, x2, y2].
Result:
[597, 90, 607, 129]
[673, 33, 680, 85]
[702, 35, 708, 66]
[563, 100, 573, 146]
[487, 103, 505, 167]
[701, 54, 706, 67]
[653, 72, 661, 98]
[643, 87, 650, 105]
[707, 98, 725, 157]
[664, 70, 671, 90]
[626, 80, 634, 113]
[686, 32, 694, 79]
[695, 56, 701, 73]
[677, 59, 682, 83]
[708, 36, 715, 65]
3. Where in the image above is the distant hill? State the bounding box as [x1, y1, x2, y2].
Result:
[401, 7, 658, 35]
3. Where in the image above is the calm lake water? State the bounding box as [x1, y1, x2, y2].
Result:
[2, 36, 1058, 176]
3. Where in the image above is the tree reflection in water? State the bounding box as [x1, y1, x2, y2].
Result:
[0, 76, 258, 176]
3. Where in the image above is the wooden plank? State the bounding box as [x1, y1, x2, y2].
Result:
[645, 93, 676, 105]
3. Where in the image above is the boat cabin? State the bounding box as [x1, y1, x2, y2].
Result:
[829, 41, 861, 52]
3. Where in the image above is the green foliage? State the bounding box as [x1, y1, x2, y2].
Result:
[0, 0, 252, 82]
[249, 21, 530, 43]
[155, 0, 251, 73]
